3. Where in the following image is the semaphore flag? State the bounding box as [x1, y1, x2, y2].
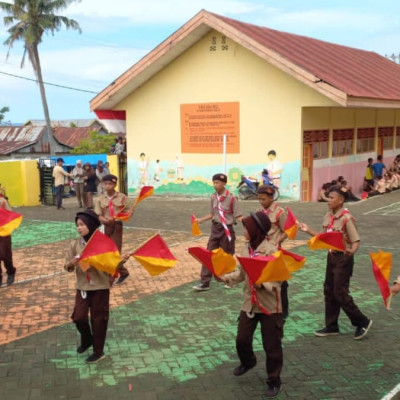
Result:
[131, 233, 177, 276]
[188, 247, 236, 276]
[79, 230, 121, 275]
[133, 186, 154, 207]
[370, 250, 392, 308]
[280, 248, 306, 273]
[0, 207, 23, 236]
[308, 231, 346, 252]
[191, 214, 202, 236]
[284, 207, 298, 239]
[236, 251, 291, 285]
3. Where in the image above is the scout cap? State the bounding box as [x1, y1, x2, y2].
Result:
[258, 184, 276, 196]
[212, 173, 227, 183]
[102, 174, 118, 183]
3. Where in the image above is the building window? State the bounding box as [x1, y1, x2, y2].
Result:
[332, 129, 354, 157]
[379, 127, 394, 150]
[396, 127, 400, 148]
[357, 127, 375, 153]
[303, 130, 329, 159]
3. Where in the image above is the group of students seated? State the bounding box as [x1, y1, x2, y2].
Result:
[363, 155, 400, 197]
[317, 176, 360, 202]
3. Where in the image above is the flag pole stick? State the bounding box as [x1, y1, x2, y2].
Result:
[129, 232, 159, 256]
[386, 293, 394, 310]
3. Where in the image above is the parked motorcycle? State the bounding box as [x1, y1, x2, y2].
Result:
[237, 169, 279, 200]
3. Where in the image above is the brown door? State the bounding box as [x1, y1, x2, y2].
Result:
[301, 144, 313, 202]
[377, 137, 383, 158]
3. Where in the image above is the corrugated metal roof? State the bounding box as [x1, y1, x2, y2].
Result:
[53, 126, 98, 147]
[0, 141, 36, 155]
[0, 126, 46, 155]
[26, 119, 99, 128]
[214, 13, 400, 101]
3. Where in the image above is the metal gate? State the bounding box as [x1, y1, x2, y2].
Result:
[38, 158, 56, 205]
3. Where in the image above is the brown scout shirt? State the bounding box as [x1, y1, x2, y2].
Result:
[64, 237, 111, 291]
[260, 202, 287, 244]
[223, 240, 282, 314]
[210, 191, 241, 225]
[322, 207, 360, 250]
[95, 191, 127, 218]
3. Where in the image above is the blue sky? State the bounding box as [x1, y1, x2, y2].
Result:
[0, 0, 399, 124]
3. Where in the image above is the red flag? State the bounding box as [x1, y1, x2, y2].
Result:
[284, 207, 298, 239]
[370, 250, 392, 307]
[132, 233, 177, 276]
[237, 251, 291, 285]
[308, 232, 346, 252]
[79, 230, 121, 275]
[0, 208, 23, 236]
[114, 211, 131, 222]
[133, 186, 154, 207]
[280, 248, 306, 273]
[188, 247, 236, 276]
[191, 214, 202, 236]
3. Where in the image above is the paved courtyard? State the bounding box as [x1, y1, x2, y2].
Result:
[1, 191, 400, 399]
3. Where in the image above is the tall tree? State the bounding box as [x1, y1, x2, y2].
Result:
[0, 0, 81, 156]
[0, 106, 10, 125]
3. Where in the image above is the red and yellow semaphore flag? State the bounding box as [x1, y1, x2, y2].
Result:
[0, 207, 23, 236]
[79, 230, 121, 275]
[131, 233, 177, 276]
[284, 207, 298, 240]
[280, 248, 306, 273]
[237, 251, 291, 285]
[188, 247, 236, 276]
[370, 250, 392, 308]
[133, 186, 154, 207]
[191, 214, 202, 236]
[308, 232, 346, 252]
[114, 211, 131, 222]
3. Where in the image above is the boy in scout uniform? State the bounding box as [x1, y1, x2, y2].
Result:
[0, 196, 16, 286]
[95, 174, 131, 285]
[257, 185, 289, 318]
[298, 187, 372, 340]
[192, 173, 242, 291]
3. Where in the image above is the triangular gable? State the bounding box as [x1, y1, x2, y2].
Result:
[91, 9, 400, 112]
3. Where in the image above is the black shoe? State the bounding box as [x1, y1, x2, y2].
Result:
[192, 283, 210, 291]
[77, 341, 93, 354]
[354, 319, 372, 340]
[85, 353, 106, 364]
[233, 361, 256, 376]
[6, 274, 15, 285]
[115, 275, 129, 285]
[314, 327, 340, 337]
[265, 384, 282, 398]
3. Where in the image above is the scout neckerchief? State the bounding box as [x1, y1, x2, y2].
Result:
[216, 190, 232, 242]
[247, 245, 275, 316]
[327, 208, 350, 232]
[106, 192, 119, 217]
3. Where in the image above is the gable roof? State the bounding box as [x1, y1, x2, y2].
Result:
[53, 126, 99, 148]
[91, 9, 400, 111]
[0, 125, 45, 155]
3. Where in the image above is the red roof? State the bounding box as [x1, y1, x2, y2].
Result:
[213, 13, 400, 101]
[53, 127, 98, 148]
[91, 10, 400, 110]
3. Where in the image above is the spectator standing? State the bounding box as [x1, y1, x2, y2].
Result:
[83, 163, 97, 209]
[95, 161, 106, 195]
[72, 160, 85, 208]
[371, 155, 386, 179]
[52, 158, 72, 210]
[103, 162, 110, 175]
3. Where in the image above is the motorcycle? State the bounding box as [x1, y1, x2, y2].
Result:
[237, 169, 280, 200]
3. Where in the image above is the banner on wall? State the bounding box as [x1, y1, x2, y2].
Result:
[180, 102, 240, 154]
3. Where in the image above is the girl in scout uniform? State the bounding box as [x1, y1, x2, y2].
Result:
[298, 187, 372, 340]
[221, 212, 284, 399]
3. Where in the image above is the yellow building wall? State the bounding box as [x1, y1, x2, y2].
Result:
[116, 30, 338, 198]
[0, 160, 40, 207]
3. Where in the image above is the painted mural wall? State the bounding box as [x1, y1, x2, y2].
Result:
[117, 30, 336, 200]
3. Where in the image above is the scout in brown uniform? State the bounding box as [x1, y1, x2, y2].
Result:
[192, 173, 242, 291]
[0, 196, 16, 286]
[257, 185, 289, 318]
[95, 174, 131, 285]
[65, 210, 111, 363]
[221, 212, 284, 398]
[299, 187, 372, 340]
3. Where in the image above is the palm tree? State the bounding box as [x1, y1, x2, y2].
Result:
[0, 0, 81, 156]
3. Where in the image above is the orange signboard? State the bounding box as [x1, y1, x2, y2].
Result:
[180, 102, 240, 153]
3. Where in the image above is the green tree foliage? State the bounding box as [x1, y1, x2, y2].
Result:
[0, 106, 10, 125]
[0, 0, 82, 155]
[70, 131, 116, 155]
